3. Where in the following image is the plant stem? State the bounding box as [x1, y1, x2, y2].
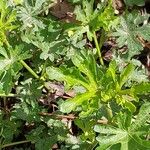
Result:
[90, 141, 98, 150]
[121, 141, 128, 150]
[5, 41, 40, 80]
[20, 60, 40, 79]
[39, 112, 76, 120]
[41, 59, 48, 79]
[93, 31, 104, 66]
[0, 93, 16, 97]
[106, 103, 113, 122]
[1, 140, 31, 148]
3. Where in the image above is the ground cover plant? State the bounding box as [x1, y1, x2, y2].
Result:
[0, 0, 150, 149]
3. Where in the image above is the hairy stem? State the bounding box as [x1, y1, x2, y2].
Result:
[93, 31, 104, 66]
[20, 60, 40, 79]
[1, 140, 31, 148]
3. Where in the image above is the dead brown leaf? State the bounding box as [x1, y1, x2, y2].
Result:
[50, 0, 76, 22]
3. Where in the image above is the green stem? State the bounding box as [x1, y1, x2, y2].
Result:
[106, 103, 113, 122]
[1, 140, 31, 148]
[20, 60, 39, 79]
[5, 41, 44, 81]
[5, 39, 10, 47]
[93, 31, 104, 66]
[121, 141, 128, 150]
[0, 93, 16, 97]
[41, 59, 48, 79]
[90, 141, 98, 150]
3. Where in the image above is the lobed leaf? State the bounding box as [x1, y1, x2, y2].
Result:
[94, 125, 128, 150]
[113, 12, 150, 58]
[129, 102, 150, 131]
[46, 66, 89, 89]
[95, 103, 150, 149]
[132, 82, 150, 95]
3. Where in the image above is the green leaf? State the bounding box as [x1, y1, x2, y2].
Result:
[117, 111, 132, 129]
[21, 19, 68, 61]
[94, 125, 128, 150]
[124, 100, 136, 112]
[71, 50, 98, 89]
[1, 69, 13, 95]
[74, 118, 96, 142]
[46, 66, 89, 89]
[17, 0, 53, 31]
[74, 0, 94, 24]
[0, 47, 12, 71]
[132, 82, 150, 95]
[113, 12, 150, 58]
[124, 0, 145, 6]
[0, 45, 31, 72]
[25, 118, 67, 150]
[60, 92, 94, 113]
[72, 0, 117, 45]
[94, 103, 150, 150]
[91, 1, 117, 31]
[132, 135, 150, 149]
[106, 60, 117, 82]
[0, 0, 17, 45]
[0, 114, 21, 145]
[0, 45, 31, 94]
[119, 63, 134, 88]
[129, 102, 150, 131]
[46, 50, 98, 114]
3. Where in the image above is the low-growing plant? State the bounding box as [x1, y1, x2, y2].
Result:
[47, 50, 150, 115]
[0, 0, 17, 45]
[0, 0, 150, 150]
[94, 102, 150, 150]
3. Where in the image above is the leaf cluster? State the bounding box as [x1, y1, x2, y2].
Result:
[0, 0, 150, 149]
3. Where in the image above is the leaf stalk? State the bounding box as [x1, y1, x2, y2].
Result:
[93, 30, 104, 66]
[20, 60, 40, 79]
[1, 140, 31, 148]
[0, 93, 16, 97]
